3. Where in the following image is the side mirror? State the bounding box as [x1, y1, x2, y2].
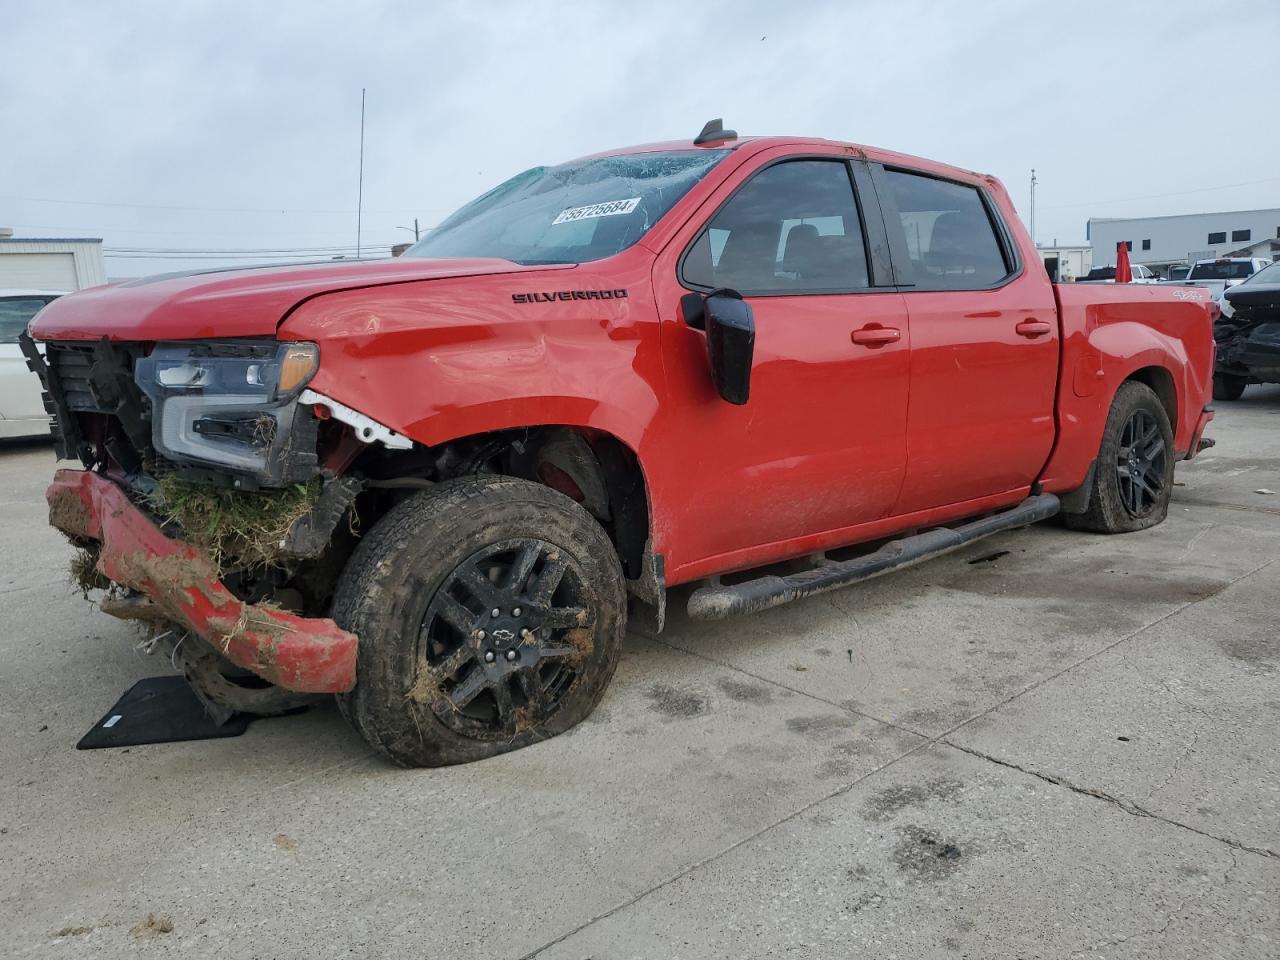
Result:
[703, 291, 754, 405]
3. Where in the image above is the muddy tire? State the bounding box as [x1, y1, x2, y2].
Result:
[1064, 381, 1174, 534]
[1212, 373, 1247, 402]
[333, 476, 625, 767]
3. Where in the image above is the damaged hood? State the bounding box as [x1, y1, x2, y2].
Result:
[1222, 283, 1280, 317]
[30, 257, 574, 342]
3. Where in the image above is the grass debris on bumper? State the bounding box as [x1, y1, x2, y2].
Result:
[47, 468, 357, 694]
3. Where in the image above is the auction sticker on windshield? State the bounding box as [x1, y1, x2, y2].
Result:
[552, 197, 641, 225]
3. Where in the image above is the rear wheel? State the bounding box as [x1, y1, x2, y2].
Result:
[1212, 373, 1247, 401]
[334, 476, 625, 767]
[1064, 381, 1174, 534]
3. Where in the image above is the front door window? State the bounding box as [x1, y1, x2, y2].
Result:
[682, 160, 871, 294]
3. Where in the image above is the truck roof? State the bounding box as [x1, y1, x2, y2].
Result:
[580, 135, 991, 185]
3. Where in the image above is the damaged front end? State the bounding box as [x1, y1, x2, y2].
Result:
[1216, 288, 1280, 386]
[20, 333, 382, 696]
[48, 468, 357, 692]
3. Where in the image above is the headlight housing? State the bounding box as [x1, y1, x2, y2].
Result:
[135, 340, 320, 485]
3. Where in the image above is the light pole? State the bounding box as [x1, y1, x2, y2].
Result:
[356, 88, 366, 258]
[1029, 169, 1037, 247]
[396, 219, 421, 242]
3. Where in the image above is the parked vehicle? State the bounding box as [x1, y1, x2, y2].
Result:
[1213, 259, 1280, 400]
[1177, 257, 1271, 300]
[1166, 264, 1191, 282]
[1078, 264, 1159, 283]
[1, 290, 62, 439]
[25, 123, 1217, 766]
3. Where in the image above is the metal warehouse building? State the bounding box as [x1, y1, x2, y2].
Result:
[1088, 208, 1280, 276]
[0, 233, 107, 291]
[1035, 243, 1092, 283]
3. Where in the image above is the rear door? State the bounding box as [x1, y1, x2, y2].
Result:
[873, 166, 1059, 515]
[651, 151, 911, 569]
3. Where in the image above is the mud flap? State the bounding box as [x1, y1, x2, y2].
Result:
[1058, 460, 1097, 515]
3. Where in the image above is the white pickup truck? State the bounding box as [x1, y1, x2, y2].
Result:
[1175, 257, 1271, 303]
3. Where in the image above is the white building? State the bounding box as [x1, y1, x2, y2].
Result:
[1035, 243, 1091, 283]
[0, 233, 107, 291]
[1088, 208, 1280, 276]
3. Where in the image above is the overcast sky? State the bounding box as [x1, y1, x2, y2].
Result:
[3, 0, 1278, 277]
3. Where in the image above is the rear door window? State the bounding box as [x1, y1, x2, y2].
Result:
[1189, 261, 1256, 280]
[682, 160, 871, 294]
[882, 170, 1012, 290]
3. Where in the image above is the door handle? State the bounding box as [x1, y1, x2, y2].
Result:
[851, 325, 901, 347]
[1015, 319, 1053, 338]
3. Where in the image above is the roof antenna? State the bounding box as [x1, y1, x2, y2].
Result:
[694, 118, 737, 145]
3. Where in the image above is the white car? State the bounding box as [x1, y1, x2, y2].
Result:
[1, 290, 63, 439]
[1176, 257, 1272, 301]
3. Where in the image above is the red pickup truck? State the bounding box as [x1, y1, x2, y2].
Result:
[26, 121, 1216, 766]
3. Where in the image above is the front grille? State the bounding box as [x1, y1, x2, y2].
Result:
[36, 340, 151, 465]
[46, 343, 111, 413]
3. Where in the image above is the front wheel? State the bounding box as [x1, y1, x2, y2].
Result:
[1212, 373, 1247, 402]
[1064, 381, 1174, 534]
[334, 476, 626, 767]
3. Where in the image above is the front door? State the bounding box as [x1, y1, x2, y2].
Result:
[652, 153, 912, 576]
[873, 166, 1059, 515]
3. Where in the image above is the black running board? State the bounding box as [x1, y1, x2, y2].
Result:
[686, 493, 1060, 621]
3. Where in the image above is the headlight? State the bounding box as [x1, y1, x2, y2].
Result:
[135, 340, 320, 484]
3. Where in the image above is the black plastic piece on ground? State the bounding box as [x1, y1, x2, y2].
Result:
[77, 676, 257, 749]
[686, 493, 1061, 620]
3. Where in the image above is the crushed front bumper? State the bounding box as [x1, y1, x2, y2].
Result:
[1216, 321, 1280, 381]
[47, 468, 357, 694]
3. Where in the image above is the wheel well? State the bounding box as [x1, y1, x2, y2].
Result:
[1125, 366, 1177, 434]
[346, 426, 653, 583]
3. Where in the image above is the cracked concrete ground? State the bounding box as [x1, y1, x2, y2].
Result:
[2, 388, 1278, 959]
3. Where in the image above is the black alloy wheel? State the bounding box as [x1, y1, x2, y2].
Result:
[1114, 407, 1168, 519]
[1063, 380, 1175, 534]
[419, 538, 594, 739]
[334, 475, 626, 767]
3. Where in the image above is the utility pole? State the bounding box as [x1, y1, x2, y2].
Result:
[1029, 169, 1037, 247]
[356, 88, 366, 259]
[396, 218, 421, 242]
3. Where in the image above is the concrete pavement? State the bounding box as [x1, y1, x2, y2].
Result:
[2, 388, 1278, 958]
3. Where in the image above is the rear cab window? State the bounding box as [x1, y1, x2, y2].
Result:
[880, 170, 1014, 290]
[1188, 261, 1256, 280]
